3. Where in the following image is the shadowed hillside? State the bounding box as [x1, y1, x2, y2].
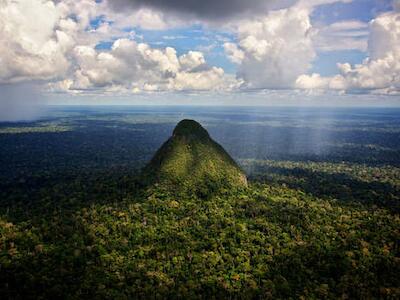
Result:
[141, 119, 247, 196]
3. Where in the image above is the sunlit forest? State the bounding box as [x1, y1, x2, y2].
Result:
[1, 106, 399, 298]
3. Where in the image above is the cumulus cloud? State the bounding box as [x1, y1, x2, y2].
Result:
[296, 8, 400, 94]
[0, 0, 71, 83]
[221, 0, 360, 90]
[223, 43, 245, 65]
[50, 39, 234, 93]
[0, 0, 107, 84]
[224, 6, 316, 89]
[0, 0, 238, 94]
[1, 0, 399, 102]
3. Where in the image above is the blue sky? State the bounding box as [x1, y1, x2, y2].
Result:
[88, 0, 394, 79]
[312, 0, 393, 23]
[308, 0, 393, 76]
[0, 0, 399, 119]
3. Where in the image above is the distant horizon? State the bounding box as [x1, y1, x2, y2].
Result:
[47, 103, 400, 108]
[1, 0, 400, 121]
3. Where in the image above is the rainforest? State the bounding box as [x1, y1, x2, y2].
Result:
[0, 106, 399, 299]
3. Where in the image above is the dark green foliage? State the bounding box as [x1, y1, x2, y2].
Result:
[140, 120, 247, 196]
[0, 108, 399, 299]
[1, 179, 399, 299]
[243, 160, 400, 213]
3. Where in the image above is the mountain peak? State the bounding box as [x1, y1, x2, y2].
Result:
[173, 119, 210, 139]
[141, 119, 247, 195]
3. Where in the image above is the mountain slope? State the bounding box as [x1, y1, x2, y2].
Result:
[141, 119, 247, 194]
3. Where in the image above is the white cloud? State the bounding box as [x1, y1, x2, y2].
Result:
[314, 20, 369, 51]
[224, 6, 316, 89]
[296, 8, 400, 94]
[221, 0, 363, 90]
[296, 73, 330, 90]
[224, 43, 245, 64]
[1, 0, 398, 100]
[51, 39, 234, 93]
[0, 0, 233, 93]
[0, 0, 71, 83]
[100, 3, 186, 31]
[0, 0, 107, 84]
[179, 51, 206, 71]
[297, 0, 353, 8]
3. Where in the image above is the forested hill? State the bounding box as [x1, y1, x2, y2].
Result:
[141, 119, 247, 195]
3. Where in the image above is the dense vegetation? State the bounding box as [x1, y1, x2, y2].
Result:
[0, 107, 399, 298]
[141, 119, 247, 195]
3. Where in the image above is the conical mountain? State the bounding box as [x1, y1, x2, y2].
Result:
[141, 119, 247, 195]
